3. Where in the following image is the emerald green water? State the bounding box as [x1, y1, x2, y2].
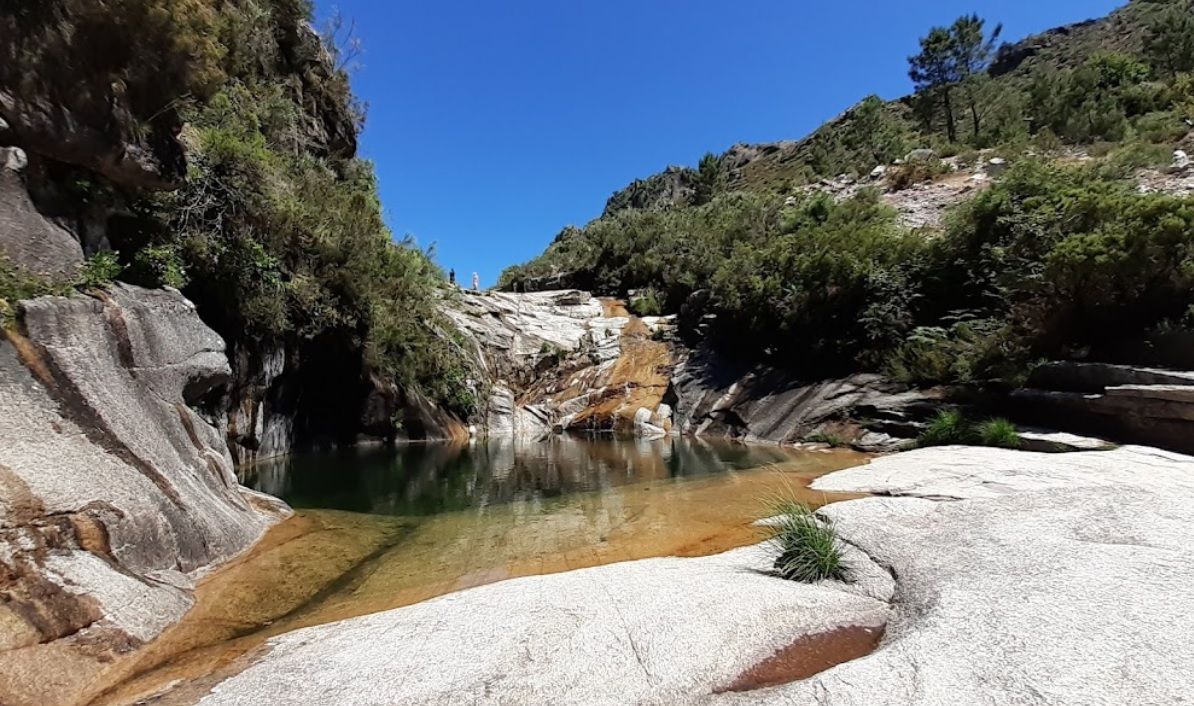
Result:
[243, 435, 809, 516]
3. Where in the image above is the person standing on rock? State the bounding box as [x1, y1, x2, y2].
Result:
[472, 272, 480, 291]
[449, 269, 456, 286]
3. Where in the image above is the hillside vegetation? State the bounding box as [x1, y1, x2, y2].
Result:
[501, 0, 1194, 384]
[1, 0, 476, 417]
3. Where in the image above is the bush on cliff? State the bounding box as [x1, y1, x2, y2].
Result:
[4, 0, 478, 417]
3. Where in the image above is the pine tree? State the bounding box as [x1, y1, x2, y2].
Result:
[950, 15, 1002, 140]
[693, 152, 725, 206]
[909, 16, 1001, 143]
[909, 27, 960, 142]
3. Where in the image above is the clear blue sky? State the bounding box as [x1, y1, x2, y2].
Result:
[314, 0, 1124, 288]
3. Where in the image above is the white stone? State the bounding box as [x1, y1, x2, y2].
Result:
[1, 146, 27, 171]
[195, 445, 1194, 705]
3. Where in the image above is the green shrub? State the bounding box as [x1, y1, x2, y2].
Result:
[765, 500, 846, 583]
[977, 417, 1022, 448]
[127, 246, 186, 289]
[628, 289, 664, 316]
[918, 411, 1023, 449]
[75, 251, 124, 291]
[917, 409, 973, 446]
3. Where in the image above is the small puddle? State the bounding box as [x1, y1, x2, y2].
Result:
[715, 624, 886, 693]
[92, 437, 869, 705]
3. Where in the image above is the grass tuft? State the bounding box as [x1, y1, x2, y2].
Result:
[764, 499, 847, 583]
[917, 410, 1023, 449]
[917, 409, 971, 446]
[804, 432, 848, 448]
[976, 417, 1021, 449]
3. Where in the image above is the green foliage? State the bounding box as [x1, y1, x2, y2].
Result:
[1030, 53, 1167, 143]
[0, 251, 126, 328]
[885, 317, 1010, 385]
[29, 0, 482, 417]
[693, 153, 726, 205]
[803, 96, 915, 177]
[917, 409, 972, 446]
[127, 246, 187, 289]
[804, 432, 847, 448]
[976, 417, 1022, 449]
[918, 410, 1022, 449]
[1145, 2, 1194, 75]
[764, 500, 846, 583]
[908, 15, 1002, 142]
[76, 251, 125, 290]
[931, 159, 1194, 364]
[628, 289, 664, 317]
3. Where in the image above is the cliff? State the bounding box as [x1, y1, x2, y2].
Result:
[0, 284, 287, 706]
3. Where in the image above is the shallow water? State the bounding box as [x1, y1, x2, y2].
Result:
[96, 437, 869, 705]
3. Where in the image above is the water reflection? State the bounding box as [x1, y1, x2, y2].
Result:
[244, 435, 804, 516]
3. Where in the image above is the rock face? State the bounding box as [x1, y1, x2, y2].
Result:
[671, 345, 942, 450]
[191, 445, 1194, 705]
[0, 152, 84, 276]
[0, 284, 286, 706]
[445, 290, 676, 437]
[1012, 361, 1194, 453]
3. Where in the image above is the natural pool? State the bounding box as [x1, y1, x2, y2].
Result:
[96, 436, 868, 705]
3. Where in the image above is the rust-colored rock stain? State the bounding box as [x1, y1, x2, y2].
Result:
[716, 624, 886, 693]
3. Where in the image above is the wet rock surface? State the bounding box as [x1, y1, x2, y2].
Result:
[0, 285, 286, 706]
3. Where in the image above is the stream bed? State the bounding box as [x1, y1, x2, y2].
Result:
[95, 436, 868, 705]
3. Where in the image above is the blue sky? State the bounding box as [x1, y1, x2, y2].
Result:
[314, 0, 1124, 287]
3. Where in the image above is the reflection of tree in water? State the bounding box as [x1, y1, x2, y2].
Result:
[249, 437, 804, 516]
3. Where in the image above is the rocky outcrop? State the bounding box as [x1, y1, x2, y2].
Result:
[0, 284, 287, 706]
[226, 345, 295, 466]
[446, 290, 677, 437]
[0, 152, 84, 276]
[1012, 361, 1194, 453]
[671, 345, 943, 451]
[188, 445, 1194, 704]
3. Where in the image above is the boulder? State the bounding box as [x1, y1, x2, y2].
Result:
[1174, 149, 1190, 172]
[904, 148, 937, 162]
[0, 284, 286, 706]
[446, 290, 673, 437]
